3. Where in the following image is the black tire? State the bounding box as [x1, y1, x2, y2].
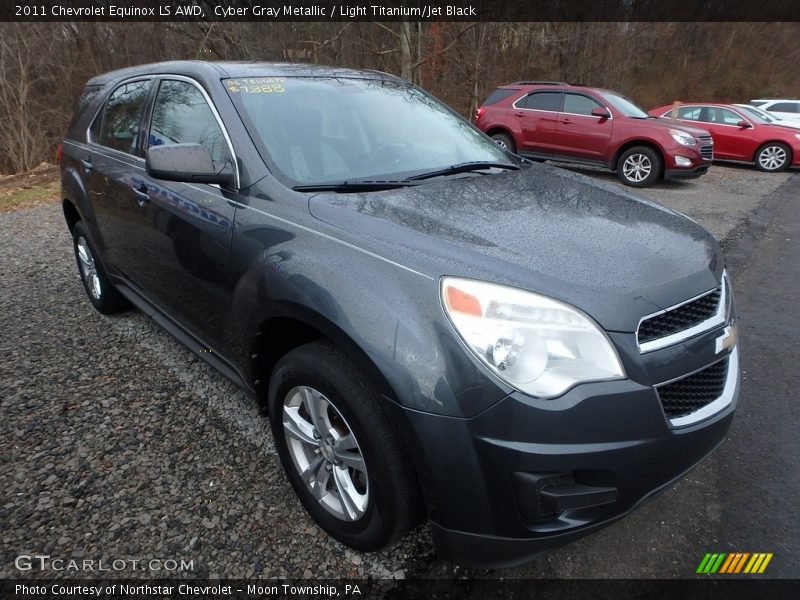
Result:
[754, 142, 791, 172]
[72, 221, 130, 314]
[617, 146, 662, 188]
[268, 341, 419, 551]
[491, 132, 516, 153]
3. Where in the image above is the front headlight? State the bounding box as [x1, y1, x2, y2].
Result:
[794, 134, 800, 142]
[441, 278, 625, 398]
[670, 129, 697, 146]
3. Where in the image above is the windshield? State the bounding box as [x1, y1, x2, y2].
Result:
[736, 105, 772, 124]
[599, 91, 650, 118]
[224, 77, 512, 186]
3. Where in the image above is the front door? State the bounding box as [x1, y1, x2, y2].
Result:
[553, 92, 614, 164]
[127, 78, 238, 352]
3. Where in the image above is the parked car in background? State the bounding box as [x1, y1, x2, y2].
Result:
[474, 82, 713, 187]
[749, 99, 800, 122]
[734, 103, 800, 131]
[60, 61, 739, 568]
[651, 103, 800, 172]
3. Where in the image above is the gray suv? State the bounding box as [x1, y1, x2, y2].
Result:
[60, 61, 739, 567]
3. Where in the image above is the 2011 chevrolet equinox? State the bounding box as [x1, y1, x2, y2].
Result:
[59, 62, 739, 568]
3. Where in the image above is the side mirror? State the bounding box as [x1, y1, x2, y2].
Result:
[591, 107, 611, 119]
[737, 120, 752, 129]
[146, 143, 234, 186]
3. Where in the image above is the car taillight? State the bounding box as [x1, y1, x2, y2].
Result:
[475, 107, 485, 121]
[56, 144, 63, 165]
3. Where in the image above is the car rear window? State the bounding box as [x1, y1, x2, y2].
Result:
[482, 89, 518, 106]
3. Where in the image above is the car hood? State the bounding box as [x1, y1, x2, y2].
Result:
[308, 164, 723, 332]
[633, 115, 711, 137]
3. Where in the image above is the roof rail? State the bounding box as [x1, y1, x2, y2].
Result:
[510, 81, 569, 86]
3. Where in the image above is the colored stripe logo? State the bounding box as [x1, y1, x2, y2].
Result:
[696, 552, 773, 574]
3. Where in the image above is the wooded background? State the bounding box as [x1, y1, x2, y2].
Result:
[1, 21, 798, 174]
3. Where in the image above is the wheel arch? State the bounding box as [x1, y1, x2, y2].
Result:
[485, 125, 515, 138]
[249, 309, 435, 521]
[612, 139, 665, 173]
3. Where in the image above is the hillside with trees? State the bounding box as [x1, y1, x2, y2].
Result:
[1, 21, 798, 174]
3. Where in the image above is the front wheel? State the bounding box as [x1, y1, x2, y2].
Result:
[755, 143, 791, 172]
[617, 146, 662, 187]
[268, 341, 419, 551]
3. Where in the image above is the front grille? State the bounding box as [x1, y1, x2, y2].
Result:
[698, 135, 714, 160]
[657, 358, 729, 419]
[638, 288, 721, 344]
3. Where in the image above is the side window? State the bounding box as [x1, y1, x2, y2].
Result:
[707, 108, 743, 125]
[768, 102, 798, 113]
[677, 107, 703, 121]
[563, 93, 602, 116]
[482, 89, 517, 106]
[522, 92, 561, 112]
[97, 80, 151, 155]
[720, 109, 744, 125]
[149, 80, 230, 164]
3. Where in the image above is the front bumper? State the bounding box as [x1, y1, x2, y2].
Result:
[402, 329, 739, 568]
[665, 165, 709, 180]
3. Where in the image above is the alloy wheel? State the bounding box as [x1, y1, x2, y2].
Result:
[622, 153, 652, 183]
[759, 146, 787, 171]
[76, 236, 102, 300]
[282, 385, 369, 522]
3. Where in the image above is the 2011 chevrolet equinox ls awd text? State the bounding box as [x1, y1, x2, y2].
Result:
[60, 62, 739, 568]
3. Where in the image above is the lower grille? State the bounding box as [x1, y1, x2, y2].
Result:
[657, 357, 729, 419]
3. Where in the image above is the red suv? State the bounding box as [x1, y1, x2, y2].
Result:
[475, 82, 714, 187]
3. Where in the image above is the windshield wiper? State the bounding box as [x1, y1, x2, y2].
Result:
[407, 161, 520, 181]
[292, 180, 420, 193]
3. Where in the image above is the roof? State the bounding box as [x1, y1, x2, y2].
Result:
[85, 60, 399, 87]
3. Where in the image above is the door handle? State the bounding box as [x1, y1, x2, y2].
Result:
[80, 157, 93, 171]
[560, 118, 573, 125]
[514, 112, 525, 118]
[131, 183, 150, 206]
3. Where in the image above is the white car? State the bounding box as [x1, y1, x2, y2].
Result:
[749, 99, 800, 122]
[734, 104, 800, 131]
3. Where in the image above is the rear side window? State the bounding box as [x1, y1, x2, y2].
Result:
[148, 80, 230, 164]
[563, 93, 602, 116]
[482, 89, 517, 106]
[768, 102, 798, 113]
[521, 91, 562, 112]
[749, 101, 767, 107]
[677, 107, 703, 121]
[96, 80, 151, 156]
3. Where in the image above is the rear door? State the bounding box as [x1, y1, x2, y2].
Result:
[132, 77, 238, 350]
[552, 92, 613, 163]
[86, 79, 154, 268]
[512, 91, 562, 155]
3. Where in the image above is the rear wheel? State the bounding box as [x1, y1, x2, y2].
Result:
[72, 221, 129, 314]
[755, 143, 791, 172]
[268, 341, 419, 551]
[491, 132, 516, 153]
[617, 146, 662, 187]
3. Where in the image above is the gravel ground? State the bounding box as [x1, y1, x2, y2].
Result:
[0, 165, 791, 580]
